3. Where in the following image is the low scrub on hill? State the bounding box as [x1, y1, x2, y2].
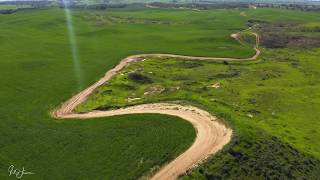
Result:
[182, 129, 320, 180]
[258, 22, 320, 48]
[78, 45, 320, 178]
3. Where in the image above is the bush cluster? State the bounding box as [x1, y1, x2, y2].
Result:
[183, 131, 320, 180]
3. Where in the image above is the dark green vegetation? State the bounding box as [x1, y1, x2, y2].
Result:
[184, 131, 320, 179]
[1, 7, 320, 179]
[77, 11, 320, 179]
[258, 22, 320, 48]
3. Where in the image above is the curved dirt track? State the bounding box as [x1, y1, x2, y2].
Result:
[53, 31, 260, 180]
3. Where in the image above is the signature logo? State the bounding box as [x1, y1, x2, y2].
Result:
[8, 165, 34, 179]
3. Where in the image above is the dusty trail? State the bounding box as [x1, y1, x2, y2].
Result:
[53, 31, 260, 180]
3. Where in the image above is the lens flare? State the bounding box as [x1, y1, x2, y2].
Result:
[62, 0, 83, 90]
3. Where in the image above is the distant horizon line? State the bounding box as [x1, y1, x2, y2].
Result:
[0, 0, 319, 2]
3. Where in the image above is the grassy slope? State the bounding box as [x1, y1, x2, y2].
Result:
[1, 114, 196, 180]
[1, 7, 319, 179]
[0, 7, 255, 179]
[79, 50, 320, 179]
[76, 8, 320, 179]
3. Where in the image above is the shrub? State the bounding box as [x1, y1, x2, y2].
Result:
[128, 73, 153, 84]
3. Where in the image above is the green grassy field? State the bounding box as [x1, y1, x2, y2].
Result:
[75, 8, 320, 179]
[0, 5, 18, 10]
[1, 7, 320, 179]
[81, 48, 320, 178]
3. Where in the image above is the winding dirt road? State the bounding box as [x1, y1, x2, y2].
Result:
[53, 31, 260, 180]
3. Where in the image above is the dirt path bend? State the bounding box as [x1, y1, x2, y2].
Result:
[53, 31, 260, 180]
[57, 103, 232, 180]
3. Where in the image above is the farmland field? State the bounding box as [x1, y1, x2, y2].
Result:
[1, 7, 320, 179]
[0, 4, 31, 10]
[0, 5, 17, 10]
